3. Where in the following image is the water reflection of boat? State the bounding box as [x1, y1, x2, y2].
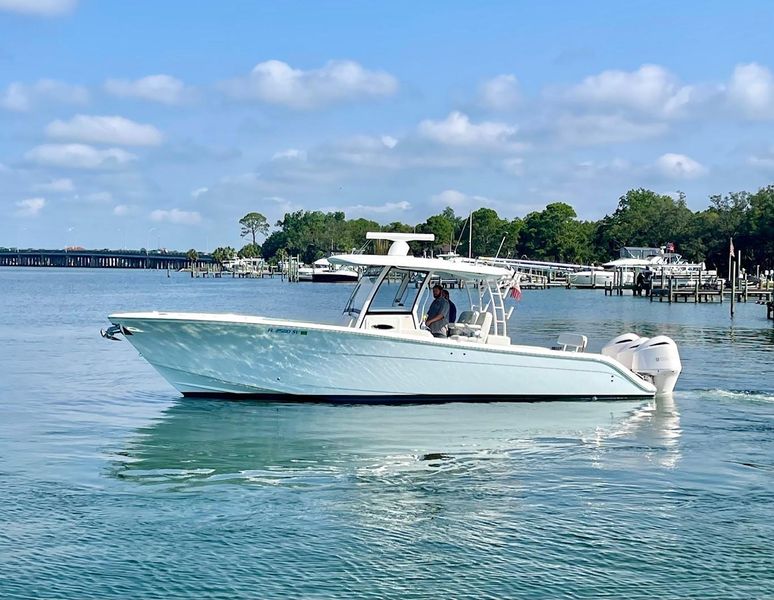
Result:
[109, 399, 649, 488]
[601, 395, 682, 468]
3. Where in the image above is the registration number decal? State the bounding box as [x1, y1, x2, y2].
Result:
[268, 328, 308, 335]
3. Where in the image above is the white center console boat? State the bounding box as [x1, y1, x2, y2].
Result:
[101, 233, 681, 401]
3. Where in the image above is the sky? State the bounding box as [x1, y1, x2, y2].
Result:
[1, 0, 774, 251]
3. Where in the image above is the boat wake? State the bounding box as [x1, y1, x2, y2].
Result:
[693, 389, 774, 403]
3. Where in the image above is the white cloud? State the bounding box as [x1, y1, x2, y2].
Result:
[81, 191, 112, 203]
[655, 153, 707, 179]
[562, 64, 694, 118]
[15, 197, 46, 217]
[191, 187, 209, 199]
[272, 148, 307, 161]
[748, 150, 774, 170]
[25, 144, 137, 169]
[0, 0, 76, 16]
[479, 74, 521, 111]
[430, 189, 492, 210]
[113, 204, 134, 216]
[1, 79, 89, 111]
[46, 115, 163, 146]
[418, 111, 520, 150]
[320, 134, 406, 168]
[104, 75, 191, 105]
[33, 178, 75, 192]
[381, 135, 398, 149]
[149, 208, 202, 225]
[574, 158, 633, 179]
[219, 172, 263, 189]
[220, 59, 398, 109]
[554, 113, 667, 145]
[263, 195, 296, 214]
[727, 63, 774, 119]
[502, 157, 524, 176]
[344, 200, 411, 215]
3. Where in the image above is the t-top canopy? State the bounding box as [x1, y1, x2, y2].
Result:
[328, 253, 512, 280]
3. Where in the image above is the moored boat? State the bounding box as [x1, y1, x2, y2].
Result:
[310, 257, 359, 283]
[569, 246, 715, 289]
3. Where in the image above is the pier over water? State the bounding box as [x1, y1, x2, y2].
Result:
[0, 248, 213, 270]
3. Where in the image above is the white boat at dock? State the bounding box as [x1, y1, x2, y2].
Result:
[310, 257, 359, 283]
[293, 257, 359, 282]
[569, 246, 716, 289]
[222, 257, 268, 277]
[101, 233, 682, 401]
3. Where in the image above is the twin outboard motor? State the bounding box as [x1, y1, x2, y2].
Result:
[600, 332, 640, 359]
[602, 333, 682, 395]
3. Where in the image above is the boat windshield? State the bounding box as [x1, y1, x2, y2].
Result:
[368, 268, 428, 313]
[342, 266, 382, 316]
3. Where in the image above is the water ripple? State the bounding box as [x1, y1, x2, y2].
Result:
[2, 271, 774, 599]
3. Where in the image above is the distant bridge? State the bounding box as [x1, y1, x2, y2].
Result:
[0, 248, 214, 269]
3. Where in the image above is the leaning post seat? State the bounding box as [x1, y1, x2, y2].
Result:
[447, 310, 479, 336]
[449, 311, 492, 343]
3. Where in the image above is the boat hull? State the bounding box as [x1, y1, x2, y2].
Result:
[108, 312, 655, 401]
[569, 270, 633, 288]
[310, 272, 359, 283]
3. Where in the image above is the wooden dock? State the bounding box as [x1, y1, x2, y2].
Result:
[603, 277, 773, 304]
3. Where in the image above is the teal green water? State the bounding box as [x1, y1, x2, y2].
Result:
[1, 269, 773, 599]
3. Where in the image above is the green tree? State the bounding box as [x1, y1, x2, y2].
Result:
[418, 208, 457, 253]
[745, 185, 774, 269]
[261, 230, 288, 261]
[345, 218, 381, 251]
[274, 247, 289, 266]
[595, 189, 693, 256]
[466, 208, 510, 257]
[239, 212, 269, 246]
[519, 202, 583, 262]
[238, 243, 262, 258]
[211, 246, 236, 265]
[186, 248, 199, 265]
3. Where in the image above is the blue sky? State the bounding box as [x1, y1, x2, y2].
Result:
[2, 0, 774, 251]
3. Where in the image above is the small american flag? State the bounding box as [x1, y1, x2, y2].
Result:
[509, 277, 522, 301]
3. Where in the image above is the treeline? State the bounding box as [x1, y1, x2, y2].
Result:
[214, 185, 774, 271]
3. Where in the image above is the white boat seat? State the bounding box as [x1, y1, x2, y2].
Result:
[449, 311, 492, 343]
[455, 312, 493, 343]
[475, 312, 493, 342]
[447, 310, 479, 336]
[554, 333, 588, 352]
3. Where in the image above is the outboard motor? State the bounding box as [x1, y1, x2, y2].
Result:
[614, 337, 650, 370]
[601, 333, 640, 359]
[632, 335, 682, 395]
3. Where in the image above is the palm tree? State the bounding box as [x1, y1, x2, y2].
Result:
[186, 248, 199, 269]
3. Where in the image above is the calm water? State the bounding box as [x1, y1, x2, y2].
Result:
[1, 268, 772, 599]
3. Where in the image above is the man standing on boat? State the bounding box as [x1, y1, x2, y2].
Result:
[425, 284, 450, 338]
[442, 288, 457, 324]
